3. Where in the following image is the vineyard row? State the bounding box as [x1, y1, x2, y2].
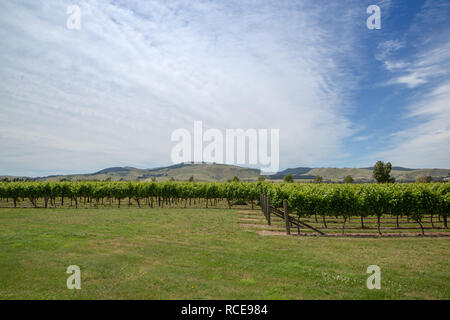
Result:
[0, 181, 448, 230]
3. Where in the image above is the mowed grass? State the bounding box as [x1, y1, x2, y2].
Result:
[0, 208, 448, 299]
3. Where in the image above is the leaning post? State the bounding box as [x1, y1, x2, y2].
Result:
[283, 199, 290, 235]
[263, 194, 268, 222]
[260, 193, 263, 214]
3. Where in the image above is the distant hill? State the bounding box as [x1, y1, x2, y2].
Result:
[28, 163, 261, 182]
[1, 163, 449, 182]
[268, 167, 312, 179]
[270, 167, 450, 182]
[360, 166, 416, 171]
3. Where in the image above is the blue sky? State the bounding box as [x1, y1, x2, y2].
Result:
[0, 0, 449, 176]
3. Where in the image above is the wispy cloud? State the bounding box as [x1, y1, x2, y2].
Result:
[0, 0, 363, 175]
[378, 0, 450, 88]
[376, 40, 405, 62]
[385, 43, 450, 88]
[353, 135, 372, 142]
[368, 0, 450, 167]
[372, 81, 450, 167]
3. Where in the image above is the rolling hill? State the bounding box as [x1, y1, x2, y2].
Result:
[31, 163, 261, 182]
[1, 163, 449, 182]
[269, 167, 450, 182]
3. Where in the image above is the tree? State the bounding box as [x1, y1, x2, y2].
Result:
[416, 175, 432, 183]
[284, 174, 294, 183]
[258, 176, 266, 182]
[373, 161, 395, 183]
[344, 175, 354, 184]
[232, 176, 240, 182]
[188, 176, 194, 182]
[313, 176, 323, 183]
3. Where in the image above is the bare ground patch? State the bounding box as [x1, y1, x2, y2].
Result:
[237, 211, 450, 238]
[237, 210, 259, 214]
[255, 229, 450, 238]
[240, 223, 281, 230]
[237, 217, 264, 222]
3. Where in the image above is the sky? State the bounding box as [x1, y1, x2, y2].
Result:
[0, 0, 449, 176]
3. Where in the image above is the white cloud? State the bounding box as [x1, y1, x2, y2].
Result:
[380, 1, 450, 89]
[384, 60, 409, 71]
[394, 74, 428, 88]
[368, 0, 450, 168]
[371, 81, 450, 168]
[0, 0, 362, 175]
[353, 135, 372, 142]
[376, 40, 405, 61]
[390, 44, 450, 87]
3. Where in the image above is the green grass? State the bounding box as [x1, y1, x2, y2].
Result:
[0, 208, 449, 299]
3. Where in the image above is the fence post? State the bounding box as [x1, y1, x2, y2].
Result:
[261, 194, 264, 213]
[259, 193, 264, 213]
[283, 199, 290, 235]
[266, 196, 271, 225]
[260, 193, 264, 215]
[263, 194, 268, 222]
[259, 193, 261, 212]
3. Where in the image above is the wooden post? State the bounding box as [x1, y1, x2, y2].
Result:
[263, 194, 267, 220]
[260, 193, 263, 213]
[266, 196, 271, 225]
[262, 194, 267, 221]
[283, 199, 290, 235]
[260, 193, 263, 212]
[263, 194, 267, 221]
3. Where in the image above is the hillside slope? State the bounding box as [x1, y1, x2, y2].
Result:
[2, 164, 449, 182]
[297, 168, 450, 182]
[35, 163, 261, 182]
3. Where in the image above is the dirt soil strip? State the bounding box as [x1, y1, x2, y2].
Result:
[237, 218, 263, 222]
[256, 230, 450, 238]
[295, 226, 446, 230]
[237, 214, 262, 218]
[240, 223, 286, 231]
[241, 219, 450, 238]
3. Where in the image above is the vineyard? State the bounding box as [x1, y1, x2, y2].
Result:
[0, 181, 448, 236]
[1, 182, 450, 299]
[262, 182, 449, 236]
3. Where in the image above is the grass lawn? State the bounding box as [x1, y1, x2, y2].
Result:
[0, 207, 448, 299]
